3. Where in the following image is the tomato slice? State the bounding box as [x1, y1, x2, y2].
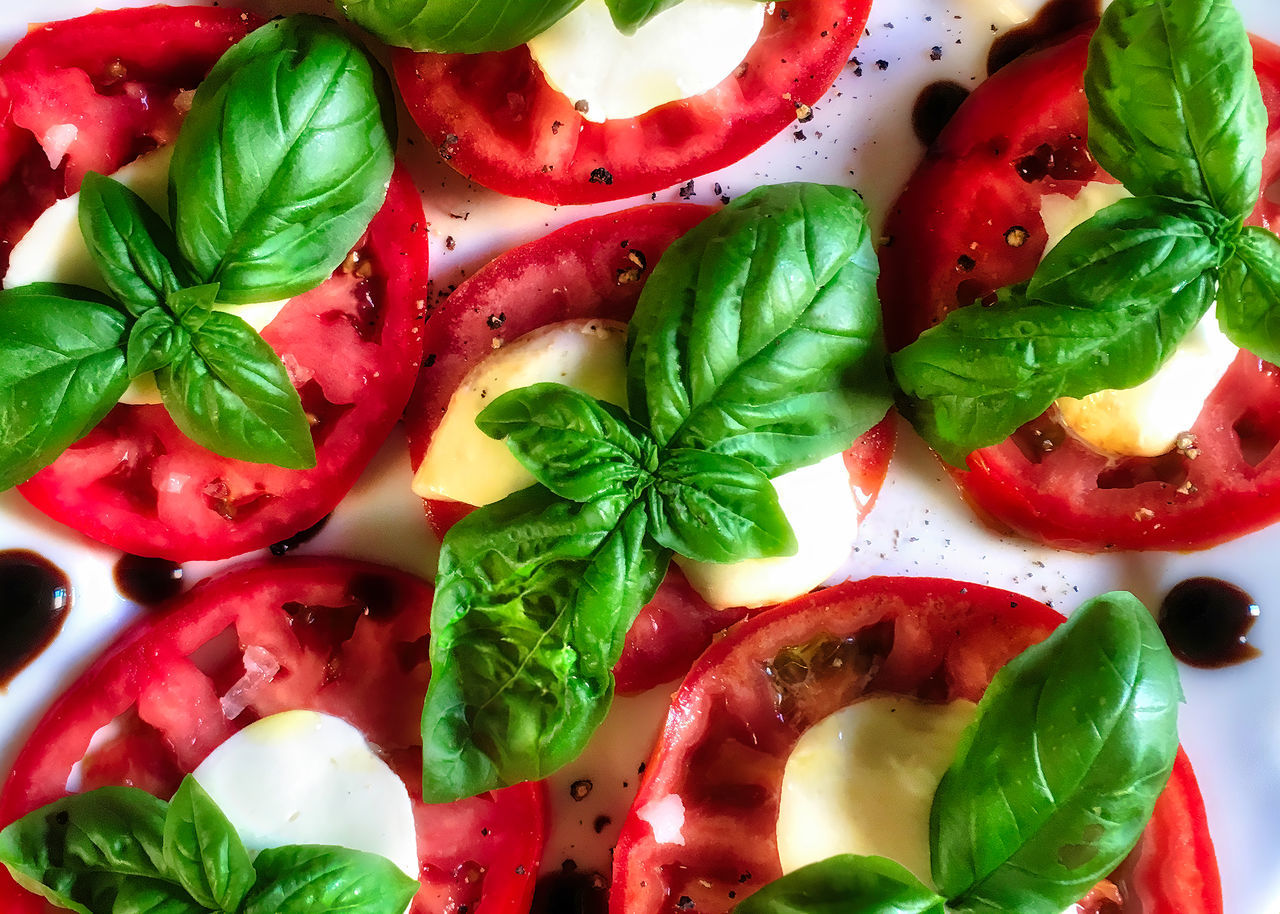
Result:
[610, 576, 1221, 914]
[391, 0, 872, 205]
[0, 557, 546, 914]
[403, 202, 895, 694]
[1, 7, 430, 561]
[878, 25, 1280, 551]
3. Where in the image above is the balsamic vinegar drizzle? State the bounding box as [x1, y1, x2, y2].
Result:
[987, 0, 1102, 76]
[0, 550, 70, 685]
[1159, 577, 1262, 669]
[268, 513, 332, 556]
[912, 81, 970, 146]
[114, 554, 184, 606]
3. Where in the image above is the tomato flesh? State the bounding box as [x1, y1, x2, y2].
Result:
[1, 7, 430, 561]
[392, 0, 872, 204]
[610, 576, 1221, 914]
[0, 558, 545, 914]
[878, 26, 1280, 551]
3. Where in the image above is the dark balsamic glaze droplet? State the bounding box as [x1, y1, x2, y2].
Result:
[268, 513, 332, 556]
[987, 0, 1102, 76]
[114, 555, 183, 606]
[912, 80, 970, 146]
[530, 861, 608, 914]
[0, 550, 71, 685]
[1159, 577, 1261, 669]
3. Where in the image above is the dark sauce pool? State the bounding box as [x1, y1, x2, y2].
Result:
[114, 554, 184, 606]
[987, 0, 1102, 75]
[1159, 577, 1261, 668]
[0, 550, 71, 685]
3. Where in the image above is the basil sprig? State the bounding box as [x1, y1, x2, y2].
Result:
[0, 15, 394, 489]
[0, 775, 418, 914]
[892, 0, 1278, 467]
[420, 183, 892, 802]
[738, 591, 1182, 914]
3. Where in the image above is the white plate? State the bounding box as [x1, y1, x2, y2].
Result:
[0, 1, 1276, 912]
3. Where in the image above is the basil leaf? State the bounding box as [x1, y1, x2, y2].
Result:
[335, 0, 582, 54]
[422, 487, 666, 801]
[1218, 225, 1280, 364]
[736, 855, 947, 914]
[648, 448, 794, 564]
[477, 382, 657, 502]
[167, 283, 219, 330]
[1086, 0, 1265, 219]
[113, 878, 209, 914]
[127, 309, 189, 377]
[0, 285, 130, 490]
[77, 172, 186, 317]
[170, 15, 395, 303]
[893, 198, 1220, 467]
[627, 182, 891, 477]
[0, 786, 169, 914]
[155, 310, 315, 469]
[242, 845, 419, 914]
[604, 0, 680, 34]
[931, 593, 1181, 914]
[162, 776, 254, 911]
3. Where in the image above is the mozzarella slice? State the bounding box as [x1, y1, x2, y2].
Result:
[412, 318, 629, 506]
[4, 146, 289, 405]
[191, 710, 418, 880]
[776, 696, 977, 886]
[526, 0, 764, 123]
[674, 452, 860, 610]
[1041, 182, 1238, 457]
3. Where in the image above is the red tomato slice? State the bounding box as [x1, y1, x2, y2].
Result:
[610, 576, 1221, 914]
[1, 7, 430, 561]
[0, 557, 546, 914]
[878, 25, 1280, 551]
[403, 202, 895, 693]
[391, 0, 872, 205]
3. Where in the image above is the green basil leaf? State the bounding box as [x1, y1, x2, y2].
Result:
[113, 878, 209, 914]
[162, 776, 254, 911]
[1086, 0, 1265, 219]
[648, 448, 794, 564]
[477, 382, 657, 502]
[242, 845, 419, 914]
[0, 285, 130, 490]
[155, 310, 315, 469]
[627, 182, 891, 477]
[604, 0, 680, 34]
[127, 309, 189, 377]
[422, 487, 666, 801]
[0, 786, 169, 914]
[893, 199, 1219, 467]
[1218, 225, 1280, 363]
[170, 15, 395, 303]
[931, 593, 1181, 914]
[167, 283, 219, 330]
[335, 0, 582, 54]
[735, 855, 947, 914]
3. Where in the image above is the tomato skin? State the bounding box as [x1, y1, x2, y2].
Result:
[391, 0, 871, 205]
[0, 558, 545, 914]
[610, 576, 1220, 914]
[879, 27, 1280, 551]
[2, 7, 431, 561]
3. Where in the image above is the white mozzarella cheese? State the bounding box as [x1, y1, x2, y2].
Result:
[674, 452, 860, 610]
[1041, 182, 1238, 457]
[776, 696, 977, 886]
[526, 0, 764, 123]
[4, 146, 289, 405]
[191, 710, 419, 880]
[411, 318, 629, 506]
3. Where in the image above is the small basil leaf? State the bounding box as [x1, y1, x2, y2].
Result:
[627, 182, 891, 477]
[1086, 0, 1265, 219]
[167, 283, 220, 330]
[736, 855, 947, 914]
[162, 776, 254, 911]
[155, 310, 315, 469]
[336, 0, 582, 54]
[77, 172, 186, 317]
[931, 593, 1181, 914]
[113, 878, 209, 914]
[0, 285, 130, 490]
[648, 448, 794, 564]
[127, 309, 189, 377]
[477, 382, 656, 502]
[0, 786, 169, 914]
[604, 0, 680, 34]
[170, 15, 395, 303]
[242, 845, 419, 914]
[423, 487, 666, 801]
[1217, 225, 1280, 363]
